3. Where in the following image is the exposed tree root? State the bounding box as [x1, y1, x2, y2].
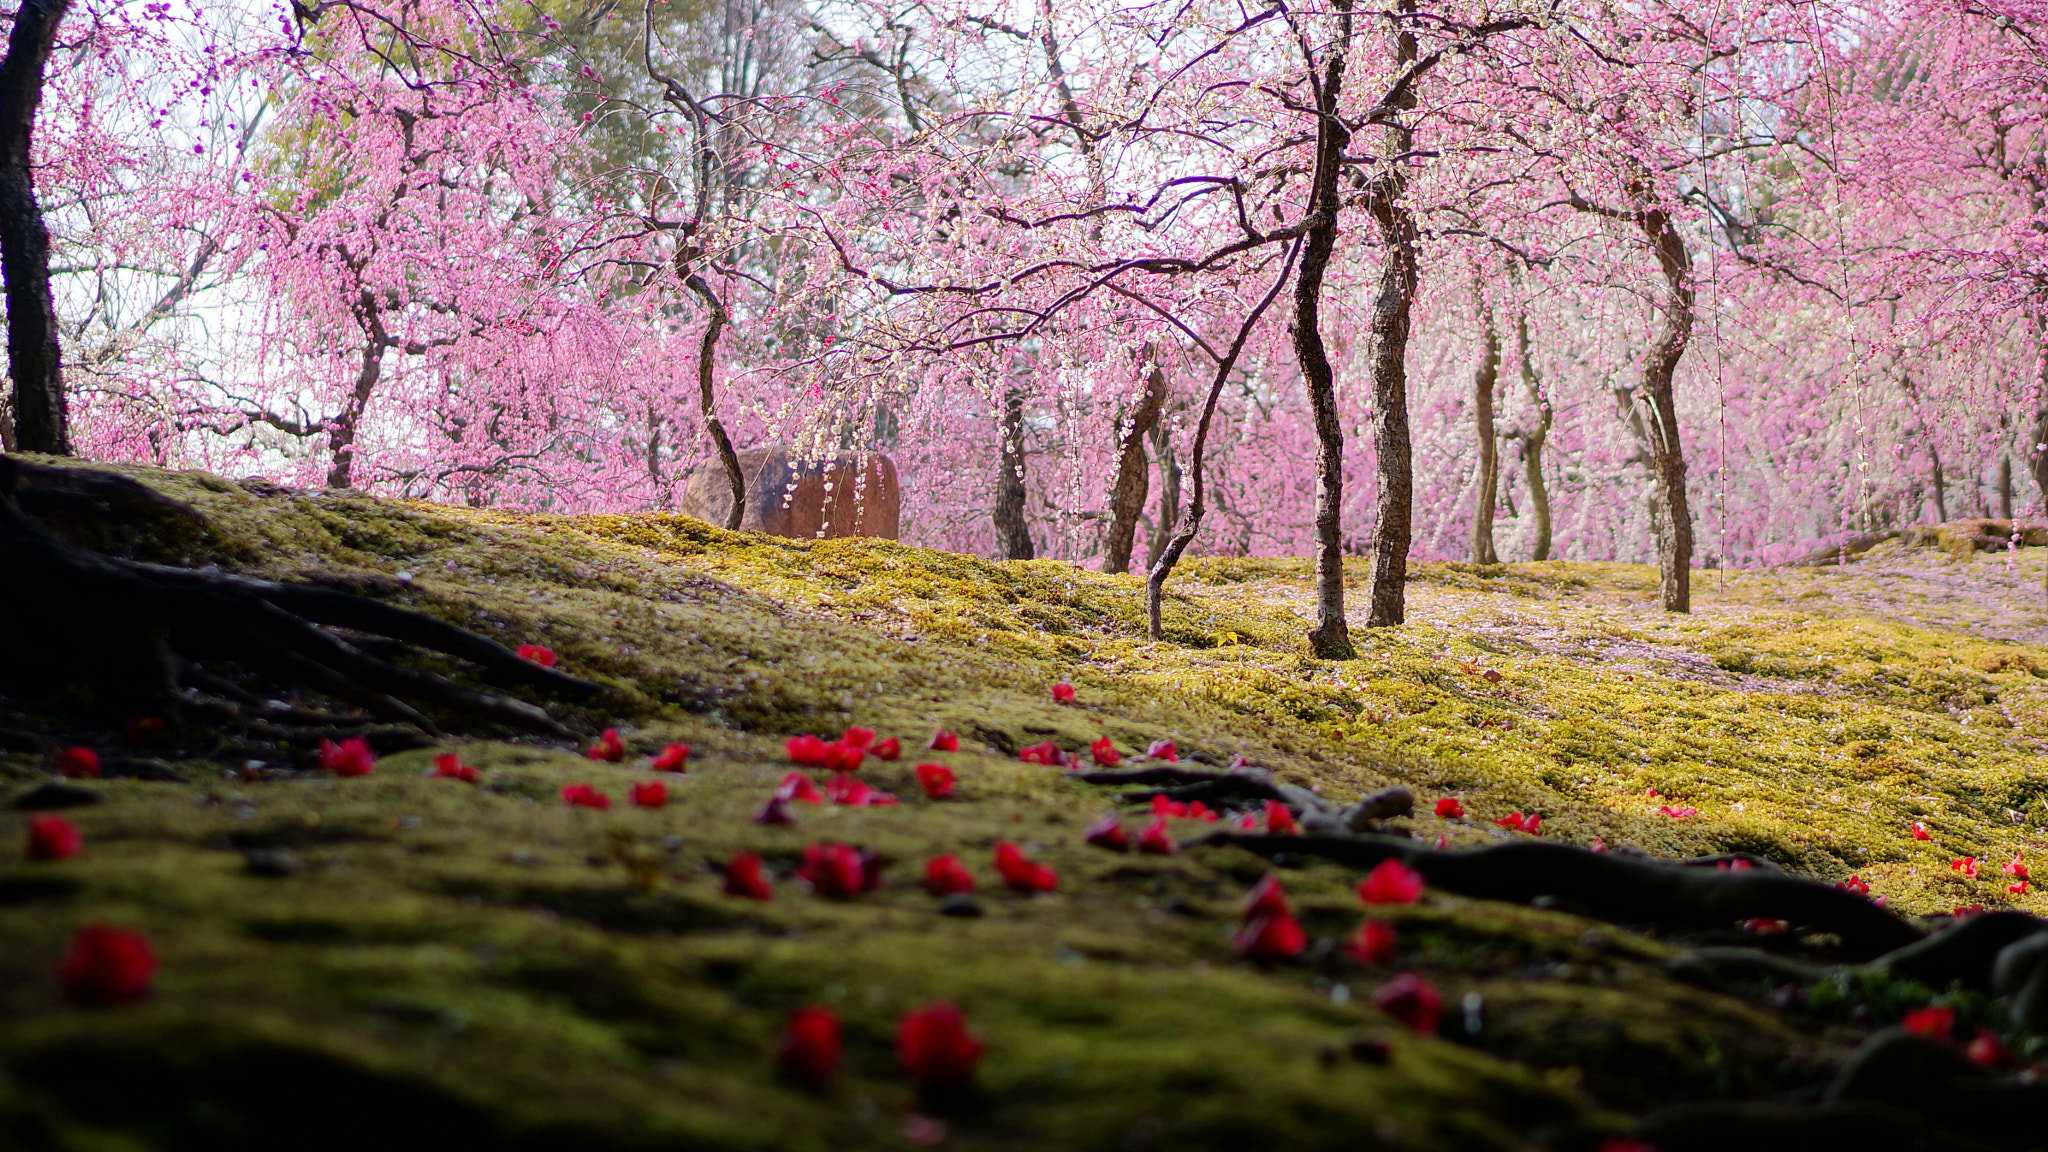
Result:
[0, 457, 601, 740]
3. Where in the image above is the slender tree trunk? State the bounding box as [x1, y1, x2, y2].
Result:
[1148, 420, 1180, 567]
[325, 336, 385, 489]
[1638, 206, 1694, 612]
[1295, 0, 1359, 657]
[1999, 455, 2014, 521]
[0, 0, 74, 456]
[1932, 445, 1949, 523]
[994, 384, 1034, 560]
[1105, 352, 1166, 574]
[1514, 308, 1552, 561]
[684, 274, 743, 530]
[1469, 298, 1501, 565]
[1357, 2, 1419, 631]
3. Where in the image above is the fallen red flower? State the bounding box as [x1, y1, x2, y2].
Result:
[1373, 972, 1442, 1034]
[2004, 852, 2028, 880]
[1837, 874, 1870, 895]
[843, 726, 877, 749]
[1185, 800, 1219, 823]
[1966, 1027, 2011, 1068]
[897, 1002, 983, 1090]
[1265, 799, 1297, 835]
[1910, 822, 1931, 841]
[1954, 905, 1987, 918]
[2010, 880, 2029, 896]
[1434, 797, 1464, 819]
[1233, 912, 1306, 962]
[993, 841, 1057, 892]
[777, 1005, 841, 1090]
[631, 781, 667, 808]
[1017, 740, 1066, 766]
[929, 729, 959, 752]
[753, 796, 798, 825]
[58, 923, 158, 1005]
[915, 763, 957, 800]
[1493, 811, 1527, 831]
[1243, 873, 1292, 919]
[319, 737, 375, 777]
[1345, 919, 1396, 965]
[798, 843, 869, 898]
[1137, 816, 1176, 855]
[1052, 682, 1076, 704]
[924, 854, 976, 896]
[1150, 793, 1189, 818]
[26, 814, 82, 861]
[1590, 839, 1609, 854]
[786, 734, 830, 767]
[1901, 1005, 1954, 1043]
[55, 747, 99, 779]
[1715, 859, 1755, 873]
[873, 736, 902, 762]
[431, 753, 480, 782]
[824, 773, 898, 807]
[1523, 814, 1542, 835]
[561, 783, 611, 809]
[585, 728, 626, 763]
[516, 643, 557, 667]
[1084, 812, 1129, 851]
[1146, 740, 1178, 761]
[651, 743, 690, 772]
[1743, 917, 1787, 935]
[1951, 857, 1979, 880]
[1090, 736, 1121, 766]
[1358, 858, 1426, 905]
[1658, 805, 1699, 819]
[776, 771, 825, 804]
[723, 852, 774, 900]
[821, 740, 866, 773]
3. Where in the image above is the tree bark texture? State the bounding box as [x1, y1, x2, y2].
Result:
[1469, 300, 1501, 565]
[1295, 0, 1359, 657]
[1514, 308, 1552, 561]
[1999, 455, 2014, 522]
[0, 0, 74, 456]
[685, 274, 744, 530]
[994, 384, 1034, 560]
[1638, 204, 1695, 613]
[1358, 6, 1419, 631]
[1148, 420, 1180, 568]
[1104, 354, 1166, 574]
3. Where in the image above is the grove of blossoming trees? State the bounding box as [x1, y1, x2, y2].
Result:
[7, 0, 2048, 642]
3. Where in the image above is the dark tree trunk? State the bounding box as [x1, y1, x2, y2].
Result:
[1638, 206, 1694, 612]
[325, 338, 384, 489]
[1295, 0, 1359, 657]
[0, 0, 74, 456]
[1105, 353, 1166, 574]
[1358, 6, 1419, 631]
[1514, 308, 1552, 561]
[684, 275, 744, 530]
[1469, 299, 1501, 565]
[994, 384, 1034, 560]
[1148, 420, 1180, 568]
[1999, 455, 2014, 521]
[1932, 445, 1949, 523]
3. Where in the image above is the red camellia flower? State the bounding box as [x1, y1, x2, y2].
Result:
[1052, 682, 1076, 704]
[1084, 812, 1128, 851]
[1951, 857, 1980, 880]
[1244, 874, 1291, 918]
[897, 1002, 983, 1090]
[1901, 1005, 1955, 1043]
[1265, 800, 1297, 835]
[585, 728, 626, 763]
[929, 730, 959, 752]
[58, 923, 159, 1004]
[1433, 797, 1465, 819]
[1373, 972, 1442, 1034]
[1911, 822, 1932, 841]
[431, 753, 479, 782]
[915, 763, 957, 799]
[561, 783, 612, 809]
[1017, 740, 1064, 766]
[1137, 817, 1176, 855]
[55, 747, 100, 779]
[1090, 736, 1121, 766]
[1744, 917, 1788, 935]
[1185, 800, 1218, 823]
[1658, 805, 1699, 819]
[631, 781, 667, 808]
[1967, 1028, 2011, 1068]
[1837, 874, 1871, 895]
[821, 741, 866, 774]
[26, 815, 83, 861]
[754, 796, 798, 826]
[1150, 794, 1190, 818]
[924, 854, 976, 896]
[1345, 919, 1396, 965]
[723, 852, 774, 900]
[2010, 880, 2029, 896]
[319, 737, 375, 777]
[777, 771, 825, 804]
[1358, 858, 1426, 905]
[993, 841, 1057, 892]
[2004, 852, 2028, 880]
[1146, 740, 1178, 761]
[786, 734, 830, 767]
[776, 1006, 841, 1090]
[1233, 913, 1306, 962]
[824, 773, 898, 807]
[798, 843, 870, 898]
[651, 743, 690, 772]
[516, 643, 557, 667]
[843, 726, 877, 749]
[873, 737, 902, 761]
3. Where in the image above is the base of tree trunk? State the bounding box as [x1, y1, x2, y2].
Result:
[0, 457, 601, 752]
[1307, 619, 1355, 660]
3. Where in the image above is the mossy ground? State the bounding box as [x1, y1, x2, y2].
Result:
[3, 461, 2045, 1150]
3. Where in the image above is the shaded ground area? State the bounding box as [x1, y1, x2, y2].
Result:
[2, 459, 2046, 1151]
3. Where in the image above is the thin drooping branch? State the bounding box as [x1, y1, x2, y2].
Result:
[0, 0, 75, 456]
[1146, 239, 1302, 640]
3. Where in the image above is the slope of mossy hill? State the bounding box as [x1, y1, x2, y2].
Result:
[3, 458, 2048, 1151]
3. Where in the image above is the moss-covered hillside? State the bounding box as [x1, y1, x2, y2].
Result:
[4, 460, 2047, 1151]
